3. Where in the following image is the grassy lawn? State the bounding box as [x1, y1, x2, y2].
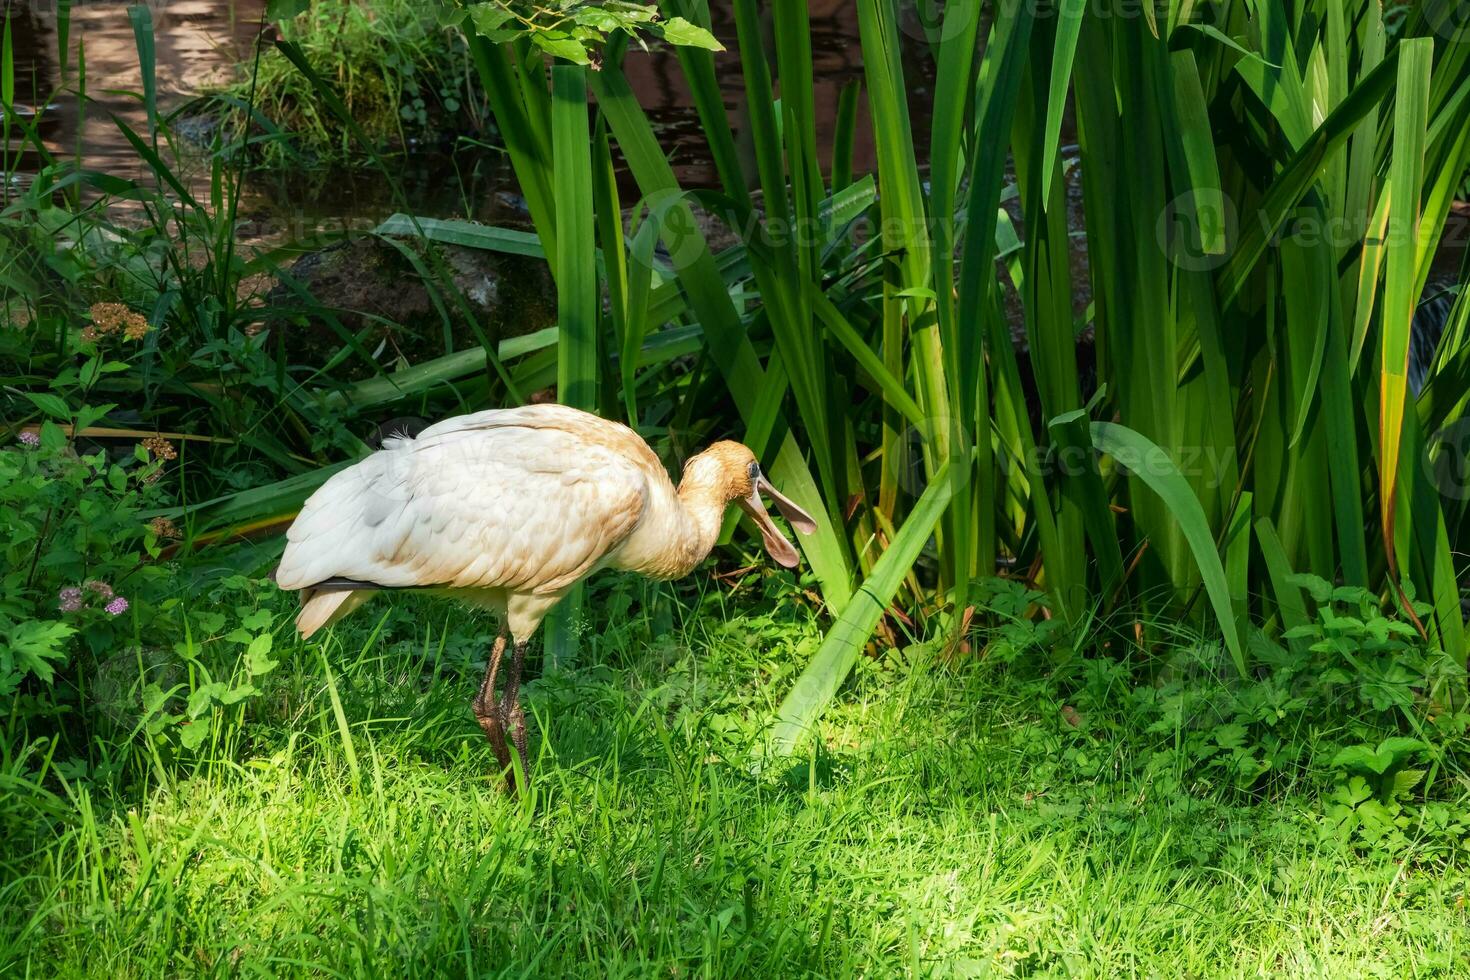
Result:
[6, 3, 1470, 977]
[4, 581, 1465, 977]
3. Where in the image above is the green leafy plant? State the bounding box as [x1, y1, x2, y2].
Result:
[435, 0, 1470, 747]
[218, 0, 487, 166]
[134, 575, 284, 756]
[460, 0, 721, 65]
[968, 578, 1069, 665]
[0, 412, 169, 718]
[1324, 737, 1433, 851]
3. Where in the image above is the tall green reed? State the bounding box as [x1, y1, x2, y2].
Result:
[201, 0, 1470, 747]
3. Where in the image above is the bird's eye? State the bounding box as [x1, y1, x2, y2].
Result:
[747, 461, 759, 480]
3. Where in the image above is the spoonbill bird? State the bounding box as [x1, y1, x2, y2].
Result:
[274, 404, 816, 788]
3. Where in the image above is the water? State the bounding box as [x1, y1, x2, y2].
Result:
[9, 1, 262, 184]
[7, 0, 938, 232]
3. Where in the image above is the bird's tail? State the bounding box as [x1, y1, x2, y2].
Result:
[296, 588, 372, 638]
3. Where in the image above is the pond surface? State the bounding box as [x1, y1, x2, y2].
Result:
[10, 1, 260, 184]
[10, 0, 515, 229]
[9, 0, 939, 233]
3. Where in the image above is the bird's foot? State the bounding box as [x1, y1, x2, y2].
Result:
[472, 693, 513, 783]
[504, 699, 530, 794]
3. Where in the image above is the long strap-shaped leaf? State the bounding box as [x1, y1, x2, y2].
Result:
[589, 64, 854, 610]
[543, 63, 599, 668]
[1091, 422, 1245, 673]
[551, 65, 597, 413]
[465, 36, 558, 260]
[1379, 39, 1432, 583]
[1218, 45, 1400, 306]
[1039, 0, 1086, 193]
[771, 460, 955, 755]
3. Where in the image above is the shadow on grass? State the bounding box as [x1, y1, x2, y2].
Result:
[3, 597, 1465, 976]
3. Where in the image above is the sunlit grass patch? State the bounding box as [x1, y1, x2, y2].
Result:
[4, 582, 1465, 976]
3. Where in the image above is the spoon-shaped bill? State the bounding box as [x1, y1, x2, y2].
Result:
[736, 476, 818, 568]
[756, 475, 817, 534]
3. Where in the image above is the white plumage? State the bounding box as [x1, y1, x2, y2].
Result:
[275, 404, 816, 788]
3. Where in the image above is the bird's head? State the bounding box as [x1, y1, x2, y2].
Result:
[682, 441, 818, 568]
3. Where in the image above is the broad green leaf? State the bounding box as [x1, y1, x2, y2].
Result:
[24, 392, 71, 419]
[656, 16, 723, 51]
[187, 682, 230, 720]
[246, 634, 278, 675]
[179, 719, 211, 751]
[531, 33, 591, 65]
[467, 3, 515, 36]
[266, 0, 310, 20]
[5, 620, 74, 685]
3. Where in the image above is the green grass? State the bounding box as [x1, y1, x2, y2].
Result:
[4, 580, 1465, 977]
[209, 0, 481, 167]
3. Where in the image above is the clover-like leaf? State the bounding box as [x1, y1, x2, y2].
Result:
[246, 634, 279, 676]
[241, 609, 273, 632]
[179, 718, 211, 751]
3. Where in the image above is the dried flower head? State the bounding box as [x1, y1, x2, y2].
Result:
[58, 586, 83, 613]
[104, 596, 130, 617]
[88, 302, 149, 341]
[90, 302, 128, 334]
[18, 430, 39, 447]
[80, 326, 101, 343]
[142, 436, 178, 461]
[84, 579, 116, 600]
[150, 516, 180, 539]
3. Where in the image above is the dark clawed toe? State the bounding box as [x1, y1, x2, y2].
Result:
[472, 698, 512, 780]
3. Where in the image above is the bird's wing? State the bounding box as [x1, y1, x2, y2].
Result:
[275, 421, 650, 596]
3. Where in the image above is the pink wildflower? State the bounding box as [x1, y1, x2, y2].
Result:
[84, 579, 115, 600]
[58, 587, 83, 612]
[104, 596, 129, 616]
[18, 431, 39, 447]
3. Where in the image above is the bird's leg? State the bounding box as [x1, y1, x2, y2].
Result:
[499, 639, 531, 793]
[472, 629, 512, 779]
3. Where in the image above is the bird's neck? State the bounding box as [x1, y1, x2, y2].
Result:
[664, 479, 729, 577]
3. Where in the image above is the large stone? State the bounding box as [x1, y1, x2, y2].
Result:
[267, 235, 556, 375]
